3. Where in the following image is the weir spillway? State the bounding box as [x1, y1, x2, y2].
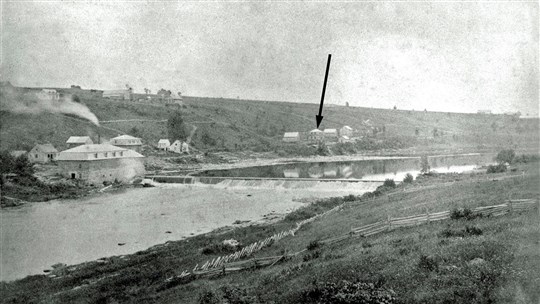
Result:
[146, 175, 383, 184]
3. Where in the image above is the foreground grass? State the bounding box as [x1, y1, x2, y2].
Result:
[1, 162, 539, 303]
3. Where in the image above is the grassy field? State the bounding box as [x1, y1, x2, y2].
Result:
[1, 86, 538, 156]
[2, 161, 538, 303]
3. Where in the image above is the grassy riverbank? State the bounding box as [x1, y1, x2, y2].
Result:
[1, 161, 539, 303]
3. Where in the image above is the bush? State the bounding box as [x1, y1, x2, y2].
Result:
[303, 250, 321, 262]
[307, 240, 321, 251]
[383, 179, 396, 188]
[418, 255, 438, 272]
[450, 208, 480, 220]
[440, 226, 483, 238]
[495, 149, 515, 164]
[201, 243, 238, 255]
[198, 290, 220, 304]
[487, 164, 507, 174]
[420, 155, 430, 173]
[403, 173, 414, 183]
[514, 154, 540, 163]
[299, 280, 397, 304]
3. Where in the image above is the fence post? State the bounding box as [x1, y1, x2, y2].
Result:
[426, 208, 430, 224]
[387, 215, 392, 231]
[508, 200, 513, 214]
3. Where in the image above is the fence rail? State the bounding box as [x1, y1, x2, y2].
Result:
[166, 198, 538, 283]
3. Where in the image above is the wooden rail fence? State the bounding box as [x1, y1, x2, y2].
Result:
[166, 198, 538, 284]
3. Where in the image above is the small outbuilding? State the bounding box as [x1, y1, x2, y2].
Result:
[282, 132, 300, 143]
[157, 139, 171, 150]
[109, 135, 143, 152]
[10, 150, 27, 158]
[66, 136, 94, 148]
[29, 144, 58, 163]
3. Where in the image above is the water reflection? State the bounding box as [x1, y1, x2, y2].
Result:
[198, 154, 495, 181]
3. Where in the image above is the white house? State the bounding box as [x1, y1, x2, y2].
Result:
[169, 140, 189, 154]
[340, 126, 354, 137]
[157, 139, 171, 150]
[323, 129, 338, 142]
[109, 135, 143, 152]
[308, 129, 324, 142]
[103, 89, 132, 100]
[282, 132, 300, 142]
[29, 144, 58, 163]
[37, 89, 60, 101]
[66, 136, 94, 148]
[165, 93, 183, 106]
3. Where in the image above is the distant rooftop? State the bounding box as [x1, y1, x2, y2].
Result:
[66, 136, 93, 144]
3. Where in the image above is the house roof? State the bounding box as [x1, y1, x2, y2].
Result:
[341, 126, 353, 130]
[158, 139, 170, 144]
[283, 132, 299, 137]
[111, 135, 140, 140]
[310, 129, 323, 133]
[67, 136, 93, 144]
[324, 129, 337, 133]
[31, 144, 58, 153]
[56, 144, 143, 161]
[341, 135, 350, 140]
[10, 150, 27, 157]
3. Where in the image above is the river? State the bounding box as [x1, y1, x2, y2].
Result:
[0, 153, 494, 281]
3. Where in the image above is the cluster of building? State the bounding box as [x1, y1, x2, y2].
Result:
[103, 88, 183, 106]
[282, 126, 355, 144]
[157, 139, 190, 154]
[13, 135, 146, 185]
[11, 135, 194, 184]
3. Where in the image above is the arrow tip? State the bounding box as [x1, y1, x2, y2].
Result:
[315, 115, 324, 128]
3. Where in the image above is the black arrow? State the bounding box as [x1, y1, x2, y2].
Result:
[316, 54, 332, 128]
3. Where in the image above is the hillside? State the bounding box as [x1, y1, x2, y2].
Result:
[2, 161, 538, 303]
[0, 85, 538, 156]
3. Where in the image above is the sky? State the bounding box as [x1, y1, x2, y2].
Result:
[1, 1, 538, 116]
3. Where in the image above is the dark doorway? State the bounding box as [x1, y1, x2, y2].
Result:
[71, 173, 76, 179]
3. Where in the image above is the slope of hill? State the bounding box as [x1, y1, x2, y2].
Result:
[0, 85, 538, 155]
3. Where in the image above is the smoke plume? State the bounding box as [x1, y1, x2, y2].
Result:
[0, 85, 100, 126]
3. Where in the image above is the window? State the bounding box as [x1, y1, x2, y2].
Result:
[79, 164, 82, 169]
[94, 153, 98, 158]
[120, 151, 123, 157]
[112, 152, 116, 157]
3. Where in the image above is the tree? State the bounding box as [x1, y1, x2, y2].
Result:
[72, 95, 81, 103]
[420, 155, 430, 173]
[0, 151, 34, 177]
[345, 102, 349, 107]
[495, 149, 515, 164]
[167, 111, 188, 142]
